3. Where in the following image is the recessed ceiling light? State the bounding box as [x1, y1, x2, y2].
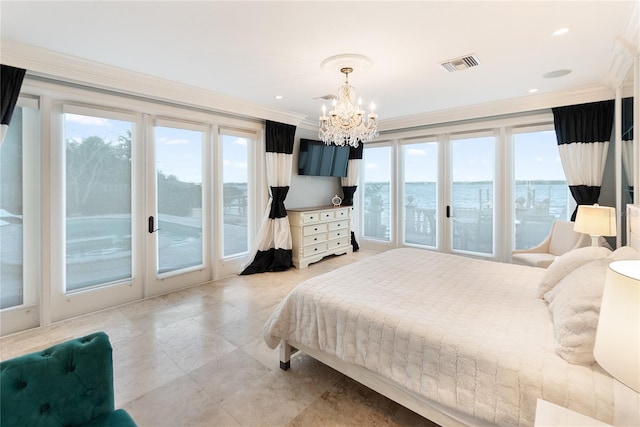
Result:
[543, 69, 572, 79]
[529, 88, 538, 93]
[275, 95, 283, 100]
[553, 28, 570, 36]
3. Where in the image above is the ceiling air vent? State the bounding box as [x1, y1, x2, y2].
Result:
[314, 94, 335, 101]
[440, 54, 480, 72]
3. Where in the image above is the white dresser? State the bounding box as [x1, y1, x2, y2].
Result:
[288, 205, 352, 268]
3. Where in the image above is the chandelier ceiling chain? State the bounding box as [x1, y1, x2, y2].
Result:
[318, 66, 378, 148]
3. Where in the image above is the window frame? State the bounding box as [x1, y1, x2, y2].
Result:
[49, 103, 143, 322]
[358, 112, 559, 262]
[359, 140, 395, 250]
[0, 96, 41, 335]
[398, 136, 439, 249]
[509, 124, 573, 250]
[218, 127, 257, 260]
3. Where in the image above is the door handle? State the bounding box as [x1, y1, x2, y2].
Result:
[446, 205, 451, 218]
[148, 216, 159, 233]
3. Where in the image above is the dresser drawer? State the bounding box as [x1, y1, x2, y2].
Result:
[303, 223, 327, 236]
[328, 229, 348, 240]
[328, 220, 348, 231]
[301, 212, 320, 224]
[303, 234, 327, 246]
[328, 237, 349, 251]
[303, 242, 327, 257]
[319, 210, 334, 221]
[334, 208, 349, 219]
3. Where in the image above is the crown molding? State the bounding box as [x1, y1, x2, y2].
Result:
[1, 40, 306, 126]
[1, 39, 623, 134]
[604, 2, 639, 90]
[378, 85, 615, 132]
[298, 85, 617, 134]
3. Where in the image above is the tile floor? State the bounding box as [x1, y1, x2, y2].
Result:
[0, 250, 439, 427]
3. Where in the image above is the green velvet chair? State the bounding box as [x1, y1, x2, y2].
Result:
[0, 331, 136, 427]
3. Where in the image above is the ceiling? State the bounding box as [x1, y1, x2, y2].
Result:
[1, 1, 637, 127]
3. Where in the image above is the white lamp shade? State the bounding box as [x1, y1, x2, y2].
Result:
[574, 204, 617, 236]
[594, 260, 640, 393]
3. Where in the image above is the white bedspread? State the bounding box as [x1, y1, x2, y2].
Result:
[264, 248, 615, 426]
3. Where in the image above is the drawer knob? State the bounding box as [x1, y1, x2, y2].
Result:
[337, 233, 341, 236]
[314, 237, 317, 241]
[314, 227, 318, 231]
[314, 248, 318, 251]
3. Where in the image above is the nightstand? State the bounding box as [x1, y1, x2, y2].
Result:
[534, 399, 613, 426]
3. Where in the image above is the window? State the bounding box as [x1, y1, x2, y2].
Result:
[513, 129, 569, 249]
[363, 145, 391, 241]
[221, 131, 251, 257]
[154, 124, 204, 273]
[402, 141, 438, 247]
[2, 82, 264, 335]
[64, 111, 133, 290]
[450, 135, 495, 254]
[1, 102, 39, 310]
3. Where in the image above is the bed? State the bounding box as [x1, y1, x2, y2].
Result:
[264, 205, 640, 426]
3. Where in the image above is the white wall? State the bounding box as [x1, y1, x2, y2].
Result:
[287, 127, 344, 209]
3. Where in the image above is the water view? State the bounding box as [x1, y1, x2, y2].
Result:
[364, 180, 569, 251]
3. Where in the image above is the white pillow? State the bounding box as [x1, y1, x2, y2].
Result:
[545, 258, 609, 365]
[607, 246, 640, 261]
[537, 246, 611, 298]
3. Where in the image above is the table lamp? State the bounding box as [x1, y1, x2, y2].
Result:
[573, 204, 617, 247]
[594, 260, 640, 393]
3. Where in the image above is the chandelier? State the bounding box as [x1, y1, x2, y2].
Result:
[318, 67, 378, 147]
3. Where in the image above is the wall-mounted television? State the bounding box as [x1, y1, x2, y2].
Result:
[298, 138, 350, 177]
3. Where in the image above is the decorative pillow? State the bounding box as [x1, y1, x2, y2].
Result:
[545, 258, 610, 365]
[537, 246, 611, 298]
[607, 246, 640, 261]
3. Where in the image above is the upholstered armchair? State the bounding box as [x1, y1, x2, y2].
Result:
[0, 332, 136, 427]
[511, 220, 591, 268]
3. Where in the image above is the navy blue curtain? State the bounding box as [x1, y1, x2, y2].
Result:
[1, 64, 27, 144]
[622, 97, 634, 201]
[240, 120, 296, 275]
[341, 144, 363, 251]
[552, 100, 614, 220]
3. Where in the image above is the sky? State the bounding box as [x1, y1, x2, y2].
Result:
[65, 113, 564, 185]
[365, 130, 565, 183]
[64, 113, 249, 184]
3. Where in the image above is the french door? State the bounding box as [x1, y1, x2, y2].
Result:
[396, 133, 496, 257]
[146, 119, 210, 296]
[1, 86, 259, 335]
[449, 133, 496, 256]
[50, 109, 213, 321]
[50, 105, 144, 321]
[401, 139, 439, 249]
[365, 133, 496, 257]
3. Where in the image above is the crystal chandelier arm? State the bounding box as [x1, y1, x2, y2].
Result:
[318, 66, 378, 147]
